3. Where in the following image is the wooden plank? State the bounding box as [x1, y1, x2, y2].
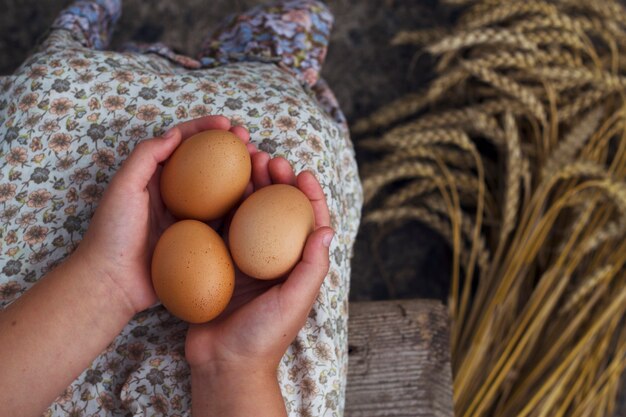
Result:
[345, 299, 454, 417]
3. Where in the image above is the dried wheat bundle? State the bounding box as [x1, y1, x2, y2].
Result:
[355, 0, 626, 416]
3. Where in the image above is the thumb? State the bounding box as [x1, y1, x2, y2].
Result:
[115, 128, 182, 191]
[280, 226, 334, 320]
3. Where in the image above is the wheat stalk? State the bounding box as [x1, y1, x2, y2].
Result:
[542, 106, 604, 177]
[501, 113, 523, 243]
[356, 1, 626, 415]
[558, 89, 612, 121]
[361, 161, 438, 204]
[460, 59, 547, 123]
[364, 205, 491, 276]
[391, 28, 451, 46]
[460, 1, 560, 30]
[352, 68, 468, 134]
[426, 28, 539, 54]
[559, 265, 614, 315]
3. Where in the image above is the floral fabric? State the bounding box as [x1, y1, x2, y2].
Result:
[0, 1, 362, 416]
[51, 0, 121, 51]
[51, 0, 346, 131]
[197, 0, 333, 88]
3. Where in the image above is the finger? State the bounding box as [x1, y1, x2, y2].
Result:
[147, 166, 173, 230]
[297, 171, 331, 228]
[251, 151, 272, 189]
[279, 227, 334, 319]
[223, 274, 277, 315]
[268, 157, 297, 185]
[229, 125, 250, 143]
[115, 130, 182, 191]
[147, 165, 166, 215]
[147, 170, 162, 244]
[246, 143, 258, 155]
[173, 115, 231, 139]
[146, 166, 162, 202]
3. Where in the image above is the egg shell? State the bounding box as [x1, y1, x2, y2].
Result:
[151, 220, 234, 323]
[160, 130, 251, 221]
[228, 184, 315, 280]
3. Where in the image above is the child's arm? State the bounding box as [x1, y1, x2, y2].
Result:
[185, 157, 334, 417]
[0, 115, 252, 417]
[0, 246, 137, 417]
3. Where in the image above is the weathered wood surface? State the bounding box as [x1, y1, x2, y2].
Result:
[345, 299, 453, 417]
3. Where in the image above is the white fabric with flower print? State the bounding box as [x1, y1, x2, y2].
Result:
[0, 29, 362, 417]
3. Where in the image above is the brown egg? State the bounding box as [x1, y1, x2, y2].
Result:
[160, 130, 251, 221]
[151, 220, 234, 323]
[228, 184, 315, 280]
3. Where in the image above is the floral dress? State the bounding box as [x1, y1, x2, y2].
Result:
[0, 1, 362, 416]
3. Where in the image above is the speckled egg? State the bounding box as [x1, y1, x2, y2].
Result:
[151, 220, 234, 323]
[228, 184, 315, 280]
[160, 129, 251, 221]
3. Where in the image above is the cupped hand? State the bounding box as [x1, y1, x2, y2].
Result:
[185, 153, 334, 375]
[73, 115, 255, 315]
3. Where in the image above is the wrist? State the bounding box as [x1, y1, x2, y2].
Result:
[191, 363, 285, 417]
[191, 359, 278, 384]
[65, 248, 137, 321]
[0, 249, 136, 416]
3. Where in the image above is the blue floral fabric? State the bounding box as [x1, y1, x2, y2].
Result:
[198, 0, 334, 88]
[52, 0, 121, 50]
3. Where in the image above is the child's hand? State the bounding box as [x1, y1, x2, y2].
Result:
[73, 115, 255, 315]
[184, 154, 333, 416]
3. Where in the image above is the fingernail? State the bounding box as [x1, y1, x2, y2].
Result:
[163, 128, 176, 140]
[323, 231, 334, 248]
